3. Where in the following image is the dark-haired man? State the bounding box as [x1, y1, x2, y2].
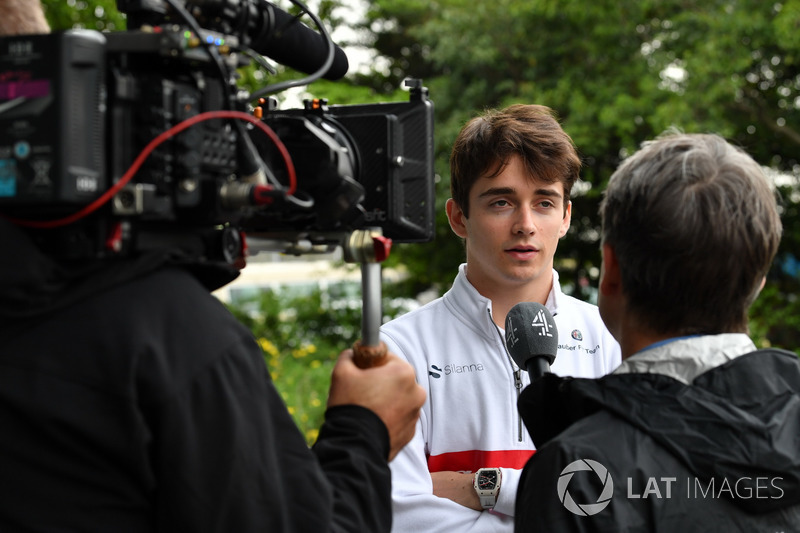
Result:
[382, 104, 620, 531]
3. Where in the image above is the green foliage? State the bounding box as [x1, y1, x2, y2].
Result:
[224, 283, 416, 443]
[38, 0, 800, 383]
[41, 0, 125, 31]
[750, 283, 800, 356]
[361, 0, 800, 348]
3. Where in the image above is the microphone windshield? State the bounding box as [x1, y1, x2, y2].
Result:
[252, 3, 350, 80]
[504, 302, 558, 370]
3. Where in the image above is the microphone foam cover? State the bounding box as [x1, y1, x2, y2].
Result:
[504, 302, 558, 369]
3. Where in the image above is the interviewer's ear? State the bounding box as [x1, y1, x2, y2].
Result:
[599, 243, 621, 298]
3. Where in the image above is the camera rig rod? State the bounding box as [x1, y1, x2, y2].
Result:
[343, 228, 392, 369]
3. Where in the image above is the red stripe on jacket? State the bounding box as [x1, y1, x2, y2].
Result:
[428, 449, 536, 473]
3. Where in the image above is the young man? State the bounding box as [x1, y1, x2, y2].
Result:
[380, 104, 621, 531]
[515, 132, 800, 531]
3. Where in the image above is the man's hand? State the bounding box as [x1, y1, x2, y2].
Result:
[431, 471, 483, 511]
[328, 349, 426, 461]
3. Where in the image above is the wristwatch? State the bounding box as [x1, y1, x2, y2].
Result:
[473, 468, 502, 509]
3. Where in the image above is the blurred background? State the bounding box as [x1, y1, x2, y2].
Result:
[39, 0, 800, 440]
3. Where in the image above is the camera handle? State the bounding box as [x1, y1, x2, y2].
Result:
[343, 228, 392, 368]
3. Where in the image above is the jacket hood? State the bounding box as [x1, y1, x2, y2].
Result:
[520, 347, 800, 514]
[0, 219, 239, 323]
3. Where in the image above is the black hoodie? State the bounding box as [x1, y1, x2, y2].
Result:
[514, 339, 800, 532]
[0, 219, 393, 532]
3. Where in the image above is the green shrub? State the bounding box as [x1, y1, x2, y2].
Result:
[224, 282, 416, 444]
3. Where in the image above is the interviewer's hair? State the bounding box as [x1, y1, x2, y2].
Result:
[449, 104, 581, 217]
[599, 131, 782, 334]
[0, 0, 50, 35]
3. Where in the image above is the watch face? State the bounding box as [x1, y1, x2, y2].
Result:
[477, 470, 498, 489]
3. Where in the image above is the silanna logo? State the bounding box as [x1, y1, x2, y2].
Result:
[429, 362, 486, 378]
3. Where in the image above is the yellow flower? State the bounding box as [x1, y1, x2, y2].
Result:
[257, 337, 280, 358]
[311, 398, 321, 407]
[292, 342, 317, 359]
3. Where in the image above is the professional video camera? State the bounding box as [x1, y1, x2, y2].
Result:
[0, 0, 435, 265]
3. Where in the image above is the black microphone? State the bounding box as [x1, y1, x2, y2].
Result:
[122, 1, 350, 79]
[504, 302, 558, 380]
[250, 2, 350, 80]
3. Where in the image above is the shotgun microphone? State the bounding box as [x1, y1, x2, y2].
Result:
[504, 302, 558, 380]
[249, 2, 350, 80]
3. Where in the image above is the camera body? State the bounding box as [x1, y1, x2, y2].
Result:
[0, 1, 435, 263]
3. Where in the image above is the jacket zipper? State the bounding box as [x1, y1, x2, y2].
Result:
[489, 309, 525, 442]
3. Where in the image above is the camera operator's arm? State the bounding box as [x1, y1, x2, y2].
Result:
[325, 349, 425, 460]
[140, 276, 422, 533]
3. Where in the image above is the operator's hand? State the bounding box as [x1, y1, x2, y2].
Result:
[432, 471, 483, 511]
[328, 349, 425, 461]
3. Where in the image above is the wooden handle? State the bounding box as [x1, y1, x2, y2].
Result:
[352, 340, 389, 368]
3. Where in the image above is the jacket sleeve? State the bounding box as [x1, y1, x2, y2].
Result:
[494, 467, 522, 515]
[147, 315, 394, 533]
[312, 405, 393, 533]
[382, 333, 514, 532]
[389, 419, 515, 532]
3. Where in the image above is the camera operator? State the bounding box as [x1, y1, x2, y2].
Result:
[0, 1, 425, 532]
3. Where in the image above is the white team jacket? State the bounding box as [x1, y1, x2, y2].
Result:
[380, 265, 621, 532]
